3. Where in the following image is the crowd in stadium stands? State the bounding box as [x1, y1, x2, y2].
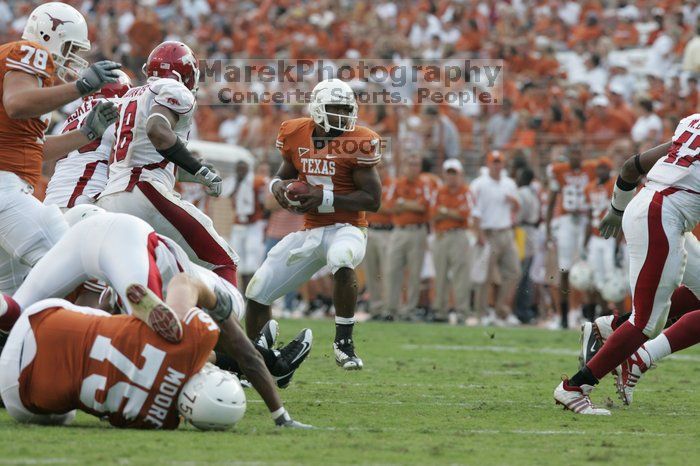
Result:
[3, 0, 700, 327]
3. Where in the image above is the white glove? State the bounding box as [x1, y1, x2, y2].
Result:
[599, 208, 623, 239]
[194, 166, 222, 197]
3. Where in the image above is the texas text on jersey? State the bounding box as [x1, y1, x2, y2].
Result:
[18, 302, 218, 429]
[44, 99, 114, 208]
[276, 117, 381, 229]
[0, 40, 55, 188]
[100, 78, 196, 197]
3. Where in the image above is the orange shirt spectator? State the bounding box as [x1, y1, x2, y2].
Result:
[431, 183, 471, 233]
[386, 174, 432, 227]
[613, 20, 640, 48]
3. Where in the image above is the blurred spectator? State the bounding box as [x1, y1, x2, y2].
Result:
[431, 159, 473, 323]
[228, 161, 267, 290]
[363, 160, 394, 318]
[470, 151, 520, 324]
[514, 167, 540, 324]
[384, 156, 431, 320]
[486, 99, 518, 150]
[631, 99, 663, 147]
[683, 23, 700, 74]
[219, 108, 248, 146]
[425, 106, 460, 166]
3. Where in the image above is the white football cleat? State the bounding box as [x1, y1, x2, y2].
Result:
[593, 315, 614, 340]
[554, 380, 611, 415]
[334, 338, 363, 370]
[615, 346, 652, 406]
[126, 283, 183, 343]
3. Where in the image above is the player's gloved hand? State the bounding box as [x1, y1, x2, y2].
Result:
[599, 208, 623, 239]
[194, 166, 222, 197]
[80, 101, 118, 141]
[274, 410, 313, 429]
[271, 179, 293, 210]
[295, 188, 323, 213]
[75, 61, 122, 96]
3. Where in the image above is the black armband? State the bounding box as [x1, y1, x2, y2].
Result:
[633, 153, 646, 175]
[616, 175, 638, 191]
[156, 137, 202, 175]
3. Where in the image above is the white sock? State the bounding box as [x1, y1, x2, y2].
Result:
[335, 316, 355, 325]
[643, 333, 672, 364]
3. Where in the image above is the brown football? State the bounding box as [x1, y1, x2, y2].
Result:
[284, 180, 311, 206]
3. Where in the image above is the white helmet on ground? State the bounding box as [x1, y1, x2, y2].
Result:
[569, 261, 595, 292]
[22, 2, 90, 82]
[64, 204, 105, 227]
[178, 364, 246, 431]
[601, 269, 629, 303]
[308, 78, 358, 132]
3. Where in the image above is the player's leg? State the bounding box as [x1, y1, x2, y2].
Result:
[555, 189, 686, 413]
[245, 229, 326, 337]
[495, 230, 521, 318]
[11, 222, 90, 310]
[0, 250, 29, 295]
[100, 183, 239, 284]
[0, 304, 76, 425]
[326, 225, 367, 369]
[432, 232, 450, 320]
[555, 215, 574, 328]
[384, 229, 408, 319]
[403, 225, 428, 315]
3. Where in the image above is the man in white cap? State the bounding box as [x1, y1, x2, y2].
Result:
[431, 159, 473, 323]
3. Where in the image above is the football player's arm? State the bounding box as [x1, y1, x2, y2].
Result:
[147, 106, 222, 195]
[2, 71, 82, 119]
[3, 60, 121, 119]
[43, 101, 118, 161]
[600, 141, 672, 239]
[296, 165, 382, 213]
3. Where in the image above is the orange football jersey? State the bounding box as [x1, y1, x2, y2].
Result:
[276, 118, 381, 229]
[0, 40, 55, 188]
[549, 159, 597, 216]
[585, 177, 615, 237]
[19, 307, 218, 429]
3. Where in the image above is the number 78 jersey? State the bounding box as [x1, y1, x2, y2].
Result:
[101, 78, 196, 196]
[18, 303, 218, 429]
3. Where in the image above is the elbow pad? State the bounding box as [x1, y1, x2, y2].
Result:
[156, 137, 202, 175]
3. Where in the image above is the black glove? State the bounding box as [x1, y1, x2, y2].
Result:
[75, 61, 122, 96]
[80, 101, 118, 141]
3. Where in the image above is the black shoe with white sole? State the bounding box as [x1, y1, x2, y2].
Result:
[334, 338, 363, 370]
[255, 320, 279, 350]
[272, 328, 313, 388]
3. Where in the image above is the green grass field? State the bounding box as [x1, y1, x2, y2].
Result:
[1, 319, 698, 465]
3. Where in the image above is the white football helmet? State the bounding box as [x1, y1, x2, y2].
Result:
[601, 269, 629, 303]
[178, 364, 246, 431]
[569, 261, 595, 292]
[308, 79, 358, 132]
[22, 2, 90, 82]
[64, 204, 105, 227]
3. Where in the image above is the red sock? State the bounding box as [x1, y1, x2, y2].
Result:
[0, 294, 21, 332]
[587, 321, 648, 380]
[668, 285, 700, 321]
[663, 309, 700, 353]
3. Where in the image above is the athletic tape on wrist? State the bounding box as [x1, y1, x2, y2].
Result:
[269, 177, 282, 194]
[318, 189, 334, 213]
[611, 176, 637, 212]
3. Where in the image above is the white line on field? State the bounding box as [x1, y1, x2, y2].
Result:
[316, 427, 683, 437]
[400, 344, 700, 362]
[0, 460, 72, 465]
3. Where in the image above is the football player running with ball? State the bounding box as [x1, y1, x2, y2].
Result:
[245, 79, 382, 370]
[554, 114, 700, 415]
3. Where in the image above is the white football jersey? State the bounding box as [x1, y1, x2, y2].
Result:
[647, 114, 700, 191]
[44, 98, 115, 208]
[100, 78, 196, 197]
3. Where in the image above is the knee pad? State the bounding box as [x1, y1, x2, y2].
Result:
[327, 245, 360, 275]
[17, 204, 67, 267]
[244, 269, 274, 306]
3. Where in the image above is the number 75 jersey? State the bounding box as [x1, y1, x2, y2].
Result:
[18, 304, 218, 429]
[101, 77, 196, 196]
